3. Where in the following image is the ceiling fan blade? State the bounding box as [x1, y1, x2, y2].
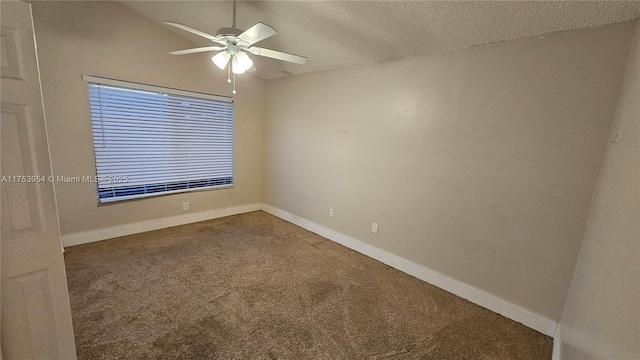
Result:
[170, 46, 226, 55]
[248, 47, 308, 65]
[164, 21, 226, 45]
[246, 65, 257, 73]
[237, 23, 277, 46]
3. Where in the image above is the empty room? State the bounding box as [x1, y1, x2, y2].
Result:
[1, 0, 638, 359]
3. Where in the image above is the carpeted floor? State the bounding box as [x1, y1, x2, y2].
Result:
[64, 211, 552, 359]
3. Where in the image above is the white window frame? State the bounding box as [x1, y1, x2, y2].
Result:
[83, 75, 234, 203]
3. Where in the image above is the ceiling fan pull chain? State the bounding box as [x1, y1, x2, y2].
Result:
[227, 61, 232, 83]
[232, 71, 237, 95]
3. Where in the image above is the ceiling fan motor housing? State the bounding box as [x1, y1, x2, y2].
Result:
[216, 27, 243, 37]
[226, 44, 241, 55]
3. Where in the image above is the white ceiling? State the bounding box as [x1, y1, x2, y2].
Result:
[122, 1, 640, 80]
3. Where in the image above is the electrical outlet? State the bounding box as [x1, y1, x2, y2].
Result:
[329, 208, 334, 218]
[183, 202, 189, 211]
[371, 222, 378, 234]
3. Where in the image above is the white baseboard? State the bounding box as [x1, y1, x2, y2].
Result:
[552, 325, 562, 360]
[260, 203, 558, 337]
[61, 203, 261, 247]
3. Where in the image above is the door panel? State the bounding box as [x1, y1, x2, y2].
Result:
[1, 107, 39, 235]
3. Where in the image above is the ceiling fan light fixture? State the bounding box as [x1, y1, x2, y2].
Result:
[235, 51, 253, 71]
[232, 55, 247, 74]
[212, 51, 231, 70]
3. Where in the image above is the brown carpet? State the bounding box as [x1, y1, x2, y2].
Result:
[64, 211, 552, 359]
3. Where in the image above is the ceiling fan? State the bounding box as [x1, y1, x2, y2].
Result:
[165, 1, 307, 94]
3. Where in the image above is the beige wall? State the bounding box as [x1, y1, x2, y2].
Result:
[30, 1, 264, 236]
[262, 22, 636, 321]
[559, 22, 639, 359]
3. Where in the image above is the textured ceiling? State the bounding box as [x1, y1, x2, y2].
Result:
[122, 1, 640, 79]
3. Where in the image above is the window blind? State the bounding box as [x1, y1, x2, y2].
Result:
[84, 76, 234, 203]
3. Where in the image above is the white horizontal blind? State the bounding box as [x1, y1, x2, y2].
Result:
[86, 77, 234, 203]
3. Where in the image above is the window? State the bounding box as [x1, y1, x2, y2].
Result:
[84, 75, 234, 203]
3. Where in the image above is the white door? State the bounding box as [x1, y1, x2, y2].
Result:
[1, 2, 76, 359]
